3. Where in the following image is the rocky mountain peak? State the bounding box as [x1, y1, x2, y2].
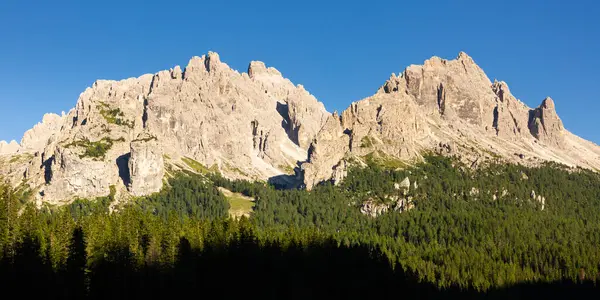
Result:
[0, 140, 20, 155]
[204, 51, 222, 72]
[457, 51, 474, 62]
[541, 96, 556, 110]
[1, 51, 598, 204]
[182, 52, 229, 79]
[0, 51, 330, 204]
[379, 52, 494, 126]
[21, 112, 67, 151]
[302, 52, 600, 189]
[492, 80, 510, 101]
[528, 96, 564, 148]
[248, 61, 282, 78]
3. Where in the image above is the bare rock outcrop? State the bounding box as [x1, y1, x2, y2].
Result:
[21, 113, 67, 151]
[247, 60, 328, 149]
[1, 50, 599, 205]
[303, 91, 425, 190]
[144, 52, 324, 182]
[490, 80, 531, 139]
[2, 52, 329, 204]
[302, 52, 600, 188]
[528, 97, 565, 148]
[360, 182, 416, 218]
[128, 133, 164, 196]
[360, 198, 389, 218]
[285, 86, 328, 148]
[0, 140, 21, 154]
[381, 52, 495, 126]
[302, 113, 350, 188]
[41, 146, 114, 204]
[394, 196, 414, 212]
[530, 190, 547, 210]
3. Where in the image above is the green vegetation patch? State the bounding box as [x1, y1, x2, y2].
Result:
[224, 162, 250, 177]
[218, 187, 255, 218]
[182, 157, 218, 174]
[64, 137, 125, 160]
[98, 102, 134, 128]
[360, 136, 376, 148]
[481, 148, 502, 159]
[132, 135, 157, 143]
[8, 153, 34, 164]
[363, 150, 408, 169]
[278, 164, 295, 174]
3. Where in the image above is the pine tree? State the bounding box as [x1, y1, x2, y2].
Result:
[65, 226, 87, 299]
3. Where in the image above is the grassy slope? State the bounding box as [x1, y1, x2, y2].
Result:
[217, 187, 255, 218]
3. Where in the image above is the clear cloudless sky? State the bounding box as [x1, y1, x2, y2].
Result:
[0, 0, 599, 143]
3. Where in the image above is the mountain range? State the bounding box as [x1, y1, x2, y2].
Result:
[1, 51, 599, 205]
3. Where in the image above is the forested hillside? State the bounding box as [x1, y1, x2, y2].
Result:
[1, 155, 600, 299]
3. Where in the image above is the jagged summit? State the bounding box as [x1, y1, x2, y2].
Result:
[0, 52, 329, 204]
[0, 112, 68, 155]
[540, 96, 556, 109]
[248, 61, 283, 78]
[0, 140, 20, 154]
[528, 96, 564, 148]
[302, 52, 600, 189]
[1, 51, 598, 203]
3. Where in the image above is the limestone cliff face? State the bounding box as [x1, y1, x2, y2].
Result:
[302, 91, 425, 188]
[302, 52, 600, 189]
[246, 61, 328, 149]
[41, 146, 114, 204]
[1, 51, 599, 203]
[528, 97, 565, 148]
[302, 113, 350, 189]
[128, 133, 164, 196]
[381, 52, 496, 126]
[490, 81, 531, 140]
[0, 52, 328, 204]
[0, 140, 20, 155]
[21, 113, 68, 151]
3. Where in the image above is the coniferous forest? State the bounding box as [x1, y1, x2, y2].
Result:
[1, 155, 600, 299]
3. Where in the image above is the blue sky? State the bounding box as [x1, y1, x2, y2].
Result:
[1, 0, 599, 144]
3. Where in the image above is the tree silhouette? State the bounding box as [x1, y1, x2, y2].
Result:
[65, 226, 87, 299]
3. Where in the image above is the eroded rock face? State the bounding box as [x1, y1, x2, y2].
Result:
[382, 52, 495, 126]
[1, 50, 599, 204]
[21, 113, 67, 151]
[528, 97, 565, 148]
[0, 140, 21, 154]
[285, 86, 328, 148]
[360, 198, 389, 218]
[302, 113, 350, 189]
[41, 147, 113, 204]
[2, 52, 329, 204]
[128, 133, 164, 196]
[144, 52, 327, 181]
[302, 52, 600, 188]
[490, 80, 531, 139]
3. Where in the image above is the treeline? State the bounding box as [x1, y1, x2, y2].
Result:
[0, 155, 600, 298]
[0, 196, 597, 299]
[213, 155, 600, 290]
